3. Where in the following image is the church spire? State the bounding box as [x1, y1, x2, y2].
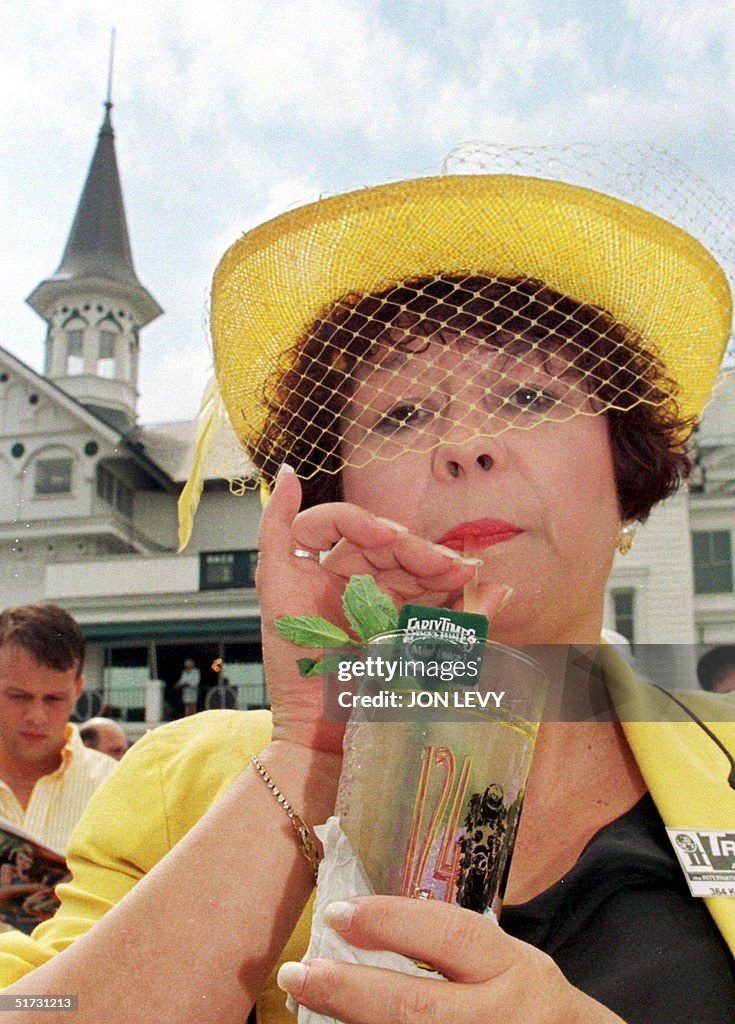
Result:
[27, 98, 160, 326]
[26, 60, 162, 430]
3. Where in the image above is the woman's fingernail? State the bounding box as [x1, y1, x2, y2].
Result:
[428, 542, 483, 565]
[375, 516, 409, 534]
[323, 900, 356, 931]
[276, 463, 296, 482]
[429, 542, 464, 560]
[497, 585, 514, 612]
[277, 961, 308, 995]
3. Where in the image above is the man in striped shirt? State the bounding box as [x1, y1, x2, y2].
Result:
[0, 604, 117, 854]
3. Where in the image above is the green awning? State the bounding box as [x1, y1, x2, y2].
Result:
[81, 617, 261, 643]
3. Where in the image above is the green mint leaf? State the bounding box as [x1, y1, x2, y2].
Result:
[297, 652, 357, 678]
[296, 657, 321, 677]
[342, 574, 399, 642]
[274, 615, 352, 648]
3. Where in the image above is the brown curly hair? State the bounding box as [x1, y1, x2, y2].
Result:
[250, 275, 694, 522]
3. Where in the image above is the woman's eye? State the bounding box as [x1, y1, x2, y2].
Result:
[374, 403, 430, 434]
[507, 387, 560, 412]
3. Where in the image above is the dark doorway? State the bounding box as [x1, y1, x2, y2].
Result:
[156, 642, 220, 719]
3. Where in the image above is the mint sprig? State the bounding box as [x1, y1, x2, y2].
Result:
[274, 615, 352, 648]
[341, 574, 399, 641]
[274, 574, 399, 677]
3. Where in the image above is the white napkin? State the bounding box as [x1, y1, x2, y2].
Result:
[287, 816, 445, 1024]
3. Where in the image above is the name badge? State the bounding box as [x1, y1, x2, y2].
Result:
[666, 828, 735, 897]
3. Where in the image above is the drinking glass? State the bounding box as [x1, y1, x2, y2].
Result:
[334, 633, 547, 919]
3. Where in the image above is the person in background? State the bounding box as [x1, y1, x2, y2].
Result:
[697, 646, 735, 694]
[79, 718, 128, 761]
[0, 604, 117, 853]
[175, 658, 200, 717]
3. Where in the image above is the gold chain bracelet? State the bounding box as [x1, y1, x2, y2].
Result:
[250, 754, 320, 880]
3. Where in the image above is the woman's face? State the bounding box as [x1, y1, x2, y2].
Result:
[340, 334, 620, 644]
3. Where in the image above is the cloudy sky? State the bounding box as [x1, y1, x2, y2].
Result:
[2, 0, 734, 425]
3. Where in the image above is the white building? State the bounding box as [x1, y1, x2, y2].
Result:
[605, 373, 735, 687]
[0, 101, 265, 726]
[2, 100, 733, 713]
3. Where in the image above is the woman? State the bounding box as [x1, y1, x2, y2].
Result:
[0, 174, 733, 1023]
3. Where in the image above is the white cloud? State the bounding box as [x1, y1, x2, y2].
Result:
[625, 0, 735, 63]
[245, 176, 327, 229]
[204, 173, 324, 292]
[137, 335, 212, 425]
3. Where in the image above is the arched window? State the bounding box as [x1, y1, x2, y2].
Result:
[34, 457, 73, 496]
[64, 317, 87, 376]
[66, 325, 85, 374]
[98, 329, 117, 378]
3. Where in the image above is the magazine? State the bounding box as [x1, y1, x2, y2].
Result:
[0, 818, 69, 935]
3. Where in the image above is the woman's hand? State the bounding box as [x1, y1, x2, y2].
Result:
[276, 895, 626, 1024]
[257, 468, 509, 754]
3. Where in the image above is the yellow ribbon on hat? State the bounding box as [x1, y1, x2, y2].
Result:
[178, 375, 225, 551]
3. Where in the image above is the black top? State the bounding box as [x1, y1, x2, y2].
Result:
[501, 794, 735, 1024]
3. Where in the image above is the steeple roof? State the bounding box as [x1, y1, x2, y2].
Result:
[27, 103, 162, 326]
[57, 101, 139, 286]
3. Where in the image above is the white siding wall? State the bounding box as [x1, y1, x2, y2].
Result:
[699, 372, 735, 444]
[45, 553, 197, 598]
[0, 536, 123, 606]
[186, 488, 261, 551]
[134, 488, 261, 553]
[0, 546, 48, 606]
[605, 489, 696, 643]
[690, 370, 735, 645]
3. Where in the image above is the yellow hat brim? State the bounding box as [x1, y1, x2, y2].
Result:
[211, 174, 732, 443]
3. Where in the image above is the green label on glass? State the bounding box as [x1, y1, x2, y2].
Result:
[397, 604, 488, 644]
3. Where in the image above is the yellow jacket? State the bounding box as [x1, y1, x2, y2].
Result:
[0, 655, 733, 1022]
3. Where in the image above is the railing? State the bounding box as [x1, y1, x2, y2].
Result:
[73, 674, 269, 726]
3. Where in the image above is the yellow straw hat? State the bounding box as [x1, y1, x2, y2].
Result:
[178, 173, 731, 547]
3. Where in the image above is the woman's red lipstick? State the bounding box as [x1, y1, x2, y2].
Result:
[436, 519, 523, 551]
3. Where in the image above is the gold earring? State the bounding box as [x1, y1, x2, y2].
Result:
[616, 522, 636, 555]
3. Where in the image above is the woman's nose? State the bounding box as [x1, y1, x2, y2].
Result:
[431, 434, 496, 481]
